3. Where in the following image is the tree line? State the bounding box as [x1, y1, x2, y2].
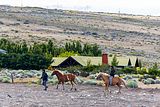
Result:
[0, 38, 101, 70]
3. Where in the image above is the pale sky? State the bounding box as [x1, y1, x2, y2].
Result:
[0, 0, 160, 16]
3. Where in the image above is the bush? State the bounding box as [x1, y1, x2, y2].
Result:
[136, 67, 147, 74]
[123, 75, 133, 80]
[23, 20, 30, 24]
[79, 71, 90, 77]
[36, 78, 41, 85]
[142, 78, 155, 84]
[120, 67, 136, 74]
[1, 76, 11, 83]
[75, 77, 84, 84]
[155, 79, 160, 84]
[82, 79, 97, 85]
[60, 66, 81, 75]
[132, 74, 143, 78]
[143, 79, 151, 84]
[127, 80, 138, 88]
[98, 64, 110, 73]
[88, 74, 97, 79]
[144, 74, 156, 79]
[148, 63, 159, 76]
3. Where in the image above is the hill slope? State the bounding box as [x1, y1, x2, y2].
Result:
[0, 5, 160, 64]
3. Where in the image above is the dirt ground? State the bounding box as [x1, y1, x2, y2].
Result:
[0, 83, 160, 107]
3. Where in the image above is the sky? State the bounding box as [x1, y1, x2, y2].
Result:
[0, 0, 160, 16]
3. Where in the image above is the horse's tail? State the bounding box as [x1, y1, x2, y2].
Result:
[121, 78, 128, 89]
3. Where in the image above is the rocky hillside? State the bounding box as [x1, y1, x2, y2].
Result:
[0, 5, 160, 64]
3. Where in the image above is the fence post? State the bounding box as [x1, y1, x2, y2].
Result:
[11, 73, 14, 83]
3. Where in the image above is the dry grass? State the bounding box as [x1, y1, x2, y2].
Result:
[13, 77, 39, 83]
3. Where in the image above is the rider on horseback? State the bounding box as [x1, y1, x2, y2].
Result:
[109, 66, 116, 85]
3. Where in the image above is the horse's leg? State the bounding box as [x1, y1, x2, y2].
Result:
[56, 81, 60, 89]
[117, 84, 122, 94]
[62, 82, 64, 90]
[104, 83, 109, 97]
[70, 81, 74, 91]
[73, 80, 77, 91]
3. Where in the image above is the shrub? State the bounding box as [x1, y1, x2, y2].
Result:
[148, 63, 159, 76]
[1, 76, 10, 83]
[75, 77, 84, 84]
[60, 66, 81, 74]
[144, 74, 156, 79]
[142, 78, 155, 84]
[132, 74, 143, 78]
[155, 79, 160, 84]
[23, 20, 30, 24]
[136, 67, 147, 74]
[83, 79, 97, 85]
[88, 74, 97, 79]
[143, 79, 151, 84]
[120, 67, 136, 74]
[36, 78, 41, 85]
[123, 75, 133, 80]
[79, 71, 90, 77]
[127, 80, 138, 88]
[99, 64, 110, 73]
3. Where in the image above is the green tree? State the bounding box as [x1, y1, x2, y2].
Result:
[111, 54, 119, 66]
[58, 51, 79, 57]
[148, 63, 159, 76]
[47, 40, 53, 54]
[128, 58, 132, 66]
[92, 44, 101, 56]
[135, 58, 139, 68]
[21, 42, 28, 53]
[76, 41, 82, 54]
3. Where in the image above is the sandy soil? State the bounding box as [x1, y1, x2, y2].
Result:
[0, 83, 160, 107]
[0, 6, 160, 64]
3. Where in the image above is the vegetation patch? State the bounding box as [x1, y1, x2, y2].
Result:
[127, 80, 138, 88]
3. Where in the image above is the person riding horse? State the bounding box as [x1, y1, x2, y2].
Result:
[109, 66, 116, 85]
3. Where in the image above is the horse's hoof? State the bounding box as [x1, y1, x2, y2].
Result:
[75, 88, 77, 91]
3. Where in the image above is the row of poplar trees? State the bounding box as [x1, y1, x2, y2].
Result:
[0, 38, 101, 70]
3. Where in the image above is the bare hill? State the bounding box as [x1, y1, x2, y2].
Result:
[0, 5, 160, 64]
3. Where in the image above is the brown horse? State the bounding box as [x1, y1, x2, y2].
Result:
[97, 73, 127, 95]
[51, 70, 77, 91]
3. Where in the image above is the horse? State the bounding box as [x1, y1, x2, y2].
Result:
[96, 72, 127, 95]
[51, 69, 77, 91]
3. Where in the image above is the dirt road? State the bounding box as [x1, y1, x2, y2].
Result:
[0, 83, 160, 107]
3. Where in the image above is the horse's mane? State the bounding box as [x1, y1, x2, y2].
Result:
[53, 69, 64, 75]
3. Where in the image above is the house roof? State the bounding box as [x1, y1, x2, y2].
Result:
[72, 56, 102, 66]
[51, 55, 138, 67]
[51, 57, 68, 67]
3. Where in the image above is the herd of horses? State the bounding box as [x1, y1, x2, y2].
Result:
[51, 69, 128, 94]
